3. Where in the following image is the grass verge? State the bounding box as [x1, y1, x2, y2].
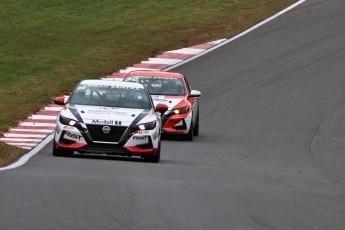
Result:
[0, 0, 295, 167]
[0, 143, 26, 167]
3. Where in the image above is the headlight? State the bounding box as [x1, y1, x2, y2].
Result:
[173, 105, 190, 114]
[59, 115, 79, 127]
[136, 121, 156, 130]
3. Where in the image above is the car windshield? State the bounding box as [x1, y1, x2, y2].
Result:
[68, 84, 152, 109]
[125, 76, 186, 96]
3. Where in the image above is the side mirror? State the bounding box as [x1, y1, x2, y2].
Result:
[54, 97, 65, 105]
[155, 103, 168, 113]
[189, 90, 201, 98]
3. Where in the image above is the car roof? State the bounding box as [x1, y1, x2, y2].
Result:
[79, 79, 146, 89]
[126, 71, 184, 79]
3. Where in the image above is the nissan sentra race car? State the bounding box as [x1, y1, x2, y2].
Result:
[124, 71, 201, 140]
[53, 80, 168, 162]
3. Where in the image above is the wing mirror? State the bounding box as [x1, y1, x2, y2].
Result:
[189, 90, 201, 98]
[54, 97, 65, 105]
[155, 103, 168, 114]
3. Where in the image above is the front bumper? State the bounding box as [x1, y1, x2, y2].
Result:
[162, 111, 192, 134]
[54, 123, 160, 156]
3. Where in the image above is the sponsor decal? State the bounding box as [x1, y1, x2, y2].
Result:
[138, 130, 149, 134]
[56, 126, 61, 134]
[63, 131, 82, 141]
[152, 95, 162, 99]
[79, 84, 141, 90]
[133, 136, 148, 140]
[152, 129, 158, 140]
[129, 76, 179, 80]
[163, 95, 185, 99]
[86, 109, 129, 116]
[92, 119, 122, 125]
[63, 106, 68, 111]
[153, 98, 169, 103]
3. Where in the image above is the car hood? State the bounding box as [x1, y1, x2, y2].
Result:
[151, 95, 185, 110]
[60, 105, 154, 126]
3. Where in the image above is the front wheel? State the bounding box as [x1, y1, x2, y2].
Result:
[144, 140, 161, 163]
[184, 120, 194, 141]
[193, 111, 199, 136]
[53, 142, 74, 157]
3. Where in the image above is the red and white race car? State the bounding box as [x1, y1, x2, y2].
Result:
[124, 71, 201, 140]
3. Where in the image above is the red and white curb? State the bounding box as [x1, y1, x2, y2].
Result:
[0, 39, 226, 150]
[0, 105, 62, 150]
[0, 0, 306, 157]
[104, 39, 226, 78]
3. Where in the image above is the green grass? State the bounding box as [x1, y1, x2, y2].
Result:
[0, 0, 294, 166]
[0, 143, 26, 167]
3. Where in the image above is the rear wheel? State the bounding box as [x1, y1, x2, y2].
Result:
[53, 142, 74, 157]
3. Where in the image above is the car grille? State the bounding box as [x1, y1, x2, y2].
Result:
[86, 125, 128, 143]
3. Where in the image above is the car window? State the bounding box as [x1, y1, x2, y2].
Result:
[69, 84, 152, 109]
[125, 76, 186, 96]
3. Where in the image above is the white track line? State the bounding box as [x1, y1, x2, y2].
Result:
[0, 133, 54, 171]
[165, 0, 306, 71]
[209, 39, 227, 45]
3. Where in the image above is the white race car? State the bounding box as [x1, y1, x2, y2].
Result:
[53, 80, 168, 162]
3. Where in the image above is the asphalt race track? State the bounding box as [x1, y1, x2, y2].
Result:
[1, 0, 345, 229]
